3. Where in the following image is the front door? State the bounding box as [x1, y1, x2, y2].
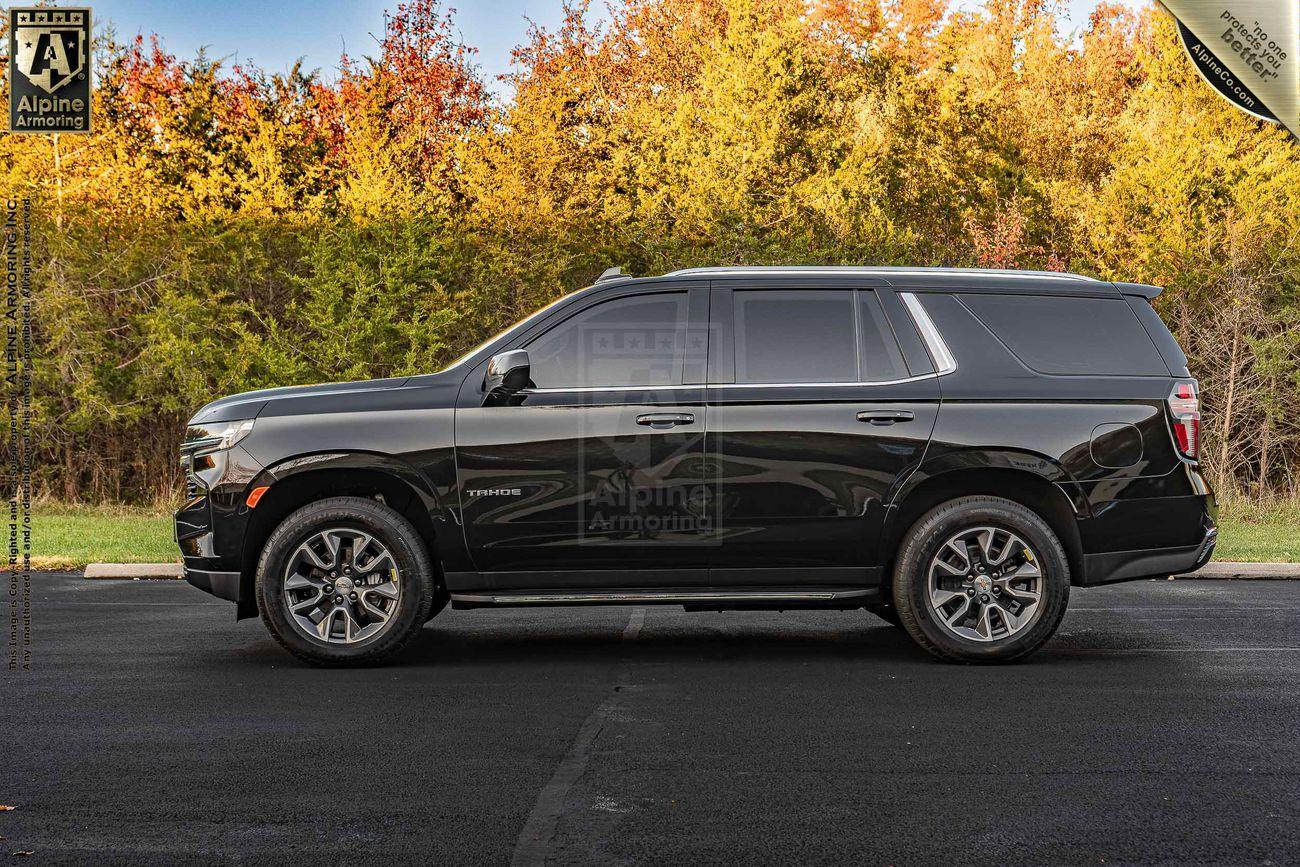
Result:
[455, 283, 714, 586]
[706, 282, 941, 583]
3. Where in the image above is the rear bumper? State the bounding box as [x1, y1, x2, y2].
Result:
[184, 566, 243, 603]
[1081, 523, 1217, 586]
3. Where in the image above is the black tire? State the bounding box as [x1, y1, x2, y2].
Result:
[257, 496, 437, 666]
[892, 496, 1070, 663]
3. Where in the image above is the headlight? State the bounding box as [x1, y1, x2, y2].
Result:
[183, 418, 255, 455]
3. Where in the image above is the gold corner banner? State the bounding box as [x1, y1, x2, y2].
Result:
[1163, 0, 1298, 137]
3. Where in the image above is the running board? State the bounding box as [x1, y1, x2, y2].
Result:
[449, 586, 879, 610]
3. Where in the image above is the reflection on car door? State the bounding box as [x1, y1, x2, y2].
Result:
[706, 282, 940, 585]
[454, 283, 714, 587]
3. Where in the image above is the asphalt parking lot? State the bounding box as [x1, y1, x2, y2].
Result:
[3, 574, 1298, 865]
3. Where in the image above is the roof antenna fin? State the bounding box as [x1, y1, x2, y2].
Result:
[596, 266, 628, 283]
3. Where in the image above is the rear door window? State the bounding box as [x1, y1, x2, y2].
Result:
[734, 290, 857, 383]
[961, 294, 1168, 376]
[731, 289, 908, 384]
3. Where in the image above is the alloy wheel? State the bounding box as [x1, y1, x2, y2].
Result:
[926, 526, 1043, 642]
[282, 527, 402, 644]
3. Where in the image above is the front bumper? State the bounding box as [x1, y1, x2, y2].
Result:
[184, 567, 243, 603]
[175, 442, 264, 616]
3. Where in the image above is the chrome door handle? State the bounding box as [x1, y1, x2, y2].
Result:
[636, 412, 695, 428]
[857, 410, 915, 425]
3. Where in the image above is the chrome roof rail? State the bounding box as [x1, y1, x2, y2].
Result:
[662, 266, 1098, 283]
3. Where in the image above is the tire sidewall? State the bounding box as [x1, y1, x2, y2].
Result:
[257, 498, 433, 664]
[894, 498, 1070, 662]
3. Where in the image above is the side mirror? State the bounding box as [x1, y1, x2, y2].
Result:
[484, 350, 532, 395]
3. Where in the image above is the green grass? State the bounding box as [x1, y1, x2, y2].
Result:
[11, 498, 1300, 569]
[27, 504, 178, 569]
[1213, 499, 1300, 563]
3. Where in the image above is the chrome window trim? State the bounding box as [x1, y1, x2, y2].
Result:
[899, 292, 958, 375]
[518, 371, 946, 395]
[520, 384, 694, 394]
[711, 373, 938, 389]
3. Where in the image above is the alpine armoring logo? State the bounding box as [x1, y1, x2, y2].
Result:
[8, 7, 93, 134]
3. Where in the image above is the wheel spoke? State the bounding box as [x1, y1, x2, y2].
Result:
[987, 532, 1017, 566]
[346, 532, 372, 568]
[290, 592, 325, 615]
[943, 540, 971, 568]
[359, 548, 394, 574]
[364, 578, 399, 600]
[933, 558, 967, 577]
[359, 593, 393, 623]
[931, 588, 966, 608]
[1009, 561, 1041, 579]
[943, 596, 972, 628]
[300, 532, 341, 571]
[317, 606, 340, 640]
[993, 598, 1026, 631]
[285, 573, 317, 591]
[1003, 582, 1041, 601]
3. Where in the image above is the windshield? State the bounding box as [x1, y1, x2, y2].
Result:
[440, 288, 583, 372]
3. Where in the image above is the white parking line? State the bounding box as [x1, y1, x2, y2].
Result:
[1070, 606, 1297, 611]
[512, 608, 644, 867]
[623, 607, 646, 641]
[1067, 647, 1300, 654]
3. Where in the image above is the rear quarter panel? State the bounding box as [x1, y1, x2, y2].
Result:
[906, 291, 1204, 554]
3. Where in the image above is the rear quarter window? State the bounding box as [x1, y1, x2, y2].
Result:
[1125, 296, 1190, 377]
[960, 294, 1169, 376]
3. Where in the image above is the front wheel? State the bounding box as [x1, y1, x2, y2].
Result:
[892, 496, 1070, 663]
[257, 496, 437, 666]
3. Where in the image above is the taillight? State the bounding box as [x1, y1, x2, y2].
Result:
[1168, 380, 1200, 460]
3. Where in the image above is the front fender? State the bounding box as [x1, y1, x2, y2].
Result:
[253, 451, 447, 518]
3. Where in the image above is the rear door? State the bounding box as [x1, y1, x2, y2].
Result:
[705, 278, 941, 584]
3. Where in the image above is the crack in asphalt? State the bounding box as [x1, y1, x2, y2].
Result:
[512, 608, 646, 867]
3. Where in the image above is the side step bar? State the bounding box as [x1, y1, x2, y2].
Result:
[449, 586, 879, 609]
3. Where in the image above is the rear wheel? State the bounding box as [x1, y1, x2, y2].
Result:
[892, 496, 1070, 663]
[257, 496, 436, 666]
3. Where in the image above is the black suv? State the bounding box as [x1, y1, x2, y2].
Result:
[177, 267, 1216, 665]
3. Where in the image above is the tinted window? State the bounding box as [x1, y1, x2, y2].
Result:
[1125, 296, 1187, 376]
[962, 294, 1167, 376]
[734, 290, 857, 383]
[526, 292, 686, 388]
[859, 292, 909, 381]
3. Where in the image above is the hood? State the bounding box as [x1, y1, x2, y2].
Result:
[188, 376, 414, 425]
